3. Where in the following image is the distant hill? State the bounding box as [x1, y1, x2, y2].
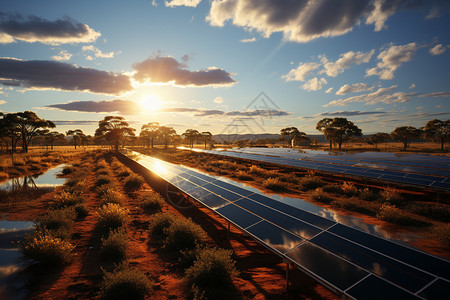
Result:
[212, 133, 371, 143]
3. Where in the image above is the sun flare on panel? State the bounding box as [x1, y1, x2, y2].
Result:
[139, 94, 162, 113]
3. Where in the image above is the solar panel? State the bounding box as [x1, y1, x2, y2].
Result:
[123, 151, 450, 299]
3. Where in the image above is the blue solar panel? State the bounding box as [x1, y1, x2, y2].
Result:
[417, 278, 450, 299]
[347, 275, 420, 300]
[215, 204, 262, 229]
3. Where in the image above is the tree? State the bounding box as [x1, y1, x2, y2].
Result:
[66, 129, 85, 149]
[44, 131, 66, 150]
[369, 133, 390, 149]
[182, 129, 200, 148]
[200, 132, 213, 149]
[140, 122, 160, 149]
[391, 126, 422, 151]
[316, 117, 362, 150]
[158, 126, 177, 149]
[94, 116, 135, 151]
[280, 127, 308, 147]
[424, 119, 450, 150]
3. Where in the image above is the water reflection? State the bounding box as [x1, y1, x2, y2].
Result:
[0, 164, 66, 191]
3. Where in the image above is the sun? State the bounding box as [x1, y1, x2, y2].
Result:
[139, 94, 162, 112]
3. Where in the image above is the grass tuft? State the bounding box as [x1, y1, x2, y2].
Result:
[299, 176, 325, 190]
[262, 177, 284, 190]
[141, 191, 165, 213]
[311, 188, 333, 204]
[123, 173, 145, 190]
[100, 228, 129, 261]
[97, 203, 130, 232]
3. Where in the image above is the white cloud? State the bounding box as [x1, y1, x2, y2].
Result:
[336, 83, 374, 95]
[282, 62, 320, 82]
[213, 96, 224, 104]
[240, 37, 257, 43]
[165, 0, 201, 7]
[324, 85, 417, 107]
[325, 87, 333, 94]
[0, 100, 6, 105]
[416, 106, 424, 110]
[322, 50, 374, 77]
[51, 50, 72, 61]
[366, 42, 417, 80]
[82, 45, 117, 59]
[409, 83, 416, 89]
[419, 92, 450, 98]
[429, 44, 446, 55]
[365, 0, 397, 31]
[302, 77, 327, 91]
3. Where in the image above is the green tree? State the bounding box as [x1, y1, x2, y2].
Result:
[158, 126, 177, 149]
[424, 119, 450, 150]
[200, 132, 213, 149]
[368, 132, 390, 149]
[316, 117, 362, 150]
[44, 131, 66, 150]
[94, 116, 135, 151]
[391, 126, 422, 151]
[66, 129, 85, 149]
[140, 122, 160, 148]
[182, 129, 200, 148]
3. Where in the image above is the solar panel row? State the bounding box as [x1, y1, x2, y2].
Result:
[124, 151, 450, 299]
[192, 149, 450, 191]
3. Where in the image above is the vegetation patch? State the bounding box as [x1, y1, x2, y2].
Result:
[311, 188, 333, 204]
[100, 228, 129, 261]
[100, 189, 125, 206]
[433, 224, 450, 247]
[340, 182, 358, 196]
[299, 176, 325, 190]
[149, 212, 177, 240]
[262, 177, 284, 190]
[407, 203, 450, 222]
[163, 218, 207, 252]
[236, 170, 254, 181]
[123, 173, 145, 190]
[141, 191, 165, 212]
[379, 188, 403, 205]
[37, 207, 76, 239]
[97, 203, 130, 232]
[377, 205, 430, 226]
[96, 175, 113, 187]
[50, 190, 84, 209]
[333, 197, 381, 216]
[359, 188, 379, 201]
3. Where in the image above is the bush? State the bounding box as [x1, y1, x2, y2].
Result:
[101, 189, 125, 206]
[97, 183, 117, 196]
[97, 204, 130, 232]
[433, 224, 450, 247]
[100, 228, 129, 260]
[359, 188, 379, 202]
[20, 228, 75, 266]
[100, 263, 152, 300]
[299, 176, 325, 190]
[236, 170, 254, 181]
[163, 218, 207, 252]
[0, 171, 8, 180]
[408, 203, 450, 222]
[311, 188, 333, 204]
[97, 175, 113, 187]
[184, 248, 238, 298]
[141, 192, 165, 212]
[37, 208, 76, 239]
[340, 182, 358, 196]
[149, 212, 177, 240]
[50, 190, 84, 209]
[124, 174, 144, 190]
[377, 204, 430, 226]
[333, 197, 381, 216]
[262, 177, 284, 190]
[248, 165, 266, 176]
[117, 167, 131, 177]
[379, 188, 403, 205]
[322, 183, 341, 194]
[62, 166, 75, 175]
[96, 168, 111, 176]
[74, 204, 89, 219]
[96, 159, 109, 170]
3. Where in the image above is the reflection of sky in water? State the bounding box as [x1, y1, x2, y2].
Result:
[0, 164, 66, 191]
[129, 151, 421, 247]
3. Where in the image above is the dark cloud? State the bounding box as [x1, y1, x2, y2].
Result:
[0, 58, 132, 94]
[46, 100, 138, 115]
[301, 110, 388, 119]
[51, 120, 99, 125]
[208, 0, 449, 42]
[226, 109, 289, 117]
[0, 11, 100, 44]
[132, 55, 236, 87]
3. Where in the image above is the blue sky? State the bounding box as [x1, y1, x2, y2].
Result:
[1, 0, 449, 136]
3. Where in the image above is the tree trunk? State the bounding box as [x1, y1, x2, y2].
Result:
[204, 139, 207, 150]
[403, 141, 407, 150]
[115, 140, 119, 151]
[441, 139, 444, 151]
[151, 138, 154, 149]
[329, 139, 332, 149]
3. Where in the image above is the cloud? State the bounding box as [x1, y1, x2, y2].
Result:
[302, 77, 327, 91]
[429, 44, 446, 55]
[162, 107, 289, 117]
[324, 85, 417, 107]
[0, 100, 6, 105]
[240, 37, 257, 43]
[207, 0, 447, 43]
[282, 62, 320, 82]
[213, 96, 224, 103]
[325, 87, 333, 94]
[336, 83, 374, 95]
[366, 42, 417, 80]
[165, 0, 202, 7]
[0, 58, 132, 94]
[0, 12, 100, 45]
[51, 120, 99, 125]
[52, 50, 72, 61]
[416, 106, 424, 110]
[409, 83, 416, 89]
[302, 110, 388, 119]
[322, 50, 374, 77]
[418, 92, 450, 98]
[132, 55, 236, 87]
[46, 99, 140, 114]
[82, 45, 117, 59]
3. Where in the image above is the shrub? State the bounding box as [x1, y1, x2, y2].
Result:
[50, 190, 84, 209]
[13, 158, 26, 166]
[236, 170, 254, 181]
[359, 188, 379, 202]
[100, 263, 152, 300]
[96, 159, 109, 170]
[117, 167, 131, 177]
[408, 203, 450, 222]
[100, 228, 129, 260]
[149, 212, 177, 240]
[97, 204, 130, 232]
[74, 204, 89, 219]
[141, 192, 165, 212]
[163, 218, 207, 252]
[262, 177, 284, 190]
[101, 189, 125, 206]
[124, 174, 144, 190]
[379, 188, 403, 205]
[433, 224, 450, 247]
[299, 176, 325, 190]
[97, 183, 117, 196]
[20, 228, 75, 266]
[377, 204, 430, 226]
[248, 165, 266, 176]
[333, 197, 381, 216]
[184, 248, 238, 298]
[62, 166, 75, 175]
[96, 175, 113, 187]
[37, 208, 76, 239]
[341, 182, 358, 196]
[322, 183, 341, 194]
[0, 171, 9, 181]
[96, 168, 111, 176]
[311, 188, 333, 204]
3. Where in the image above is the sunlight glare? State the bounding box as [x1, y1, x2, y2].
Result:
[139, 94, 162, 112]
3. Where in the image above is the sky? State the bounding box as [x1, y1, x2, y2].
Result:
[1, 0, 450, 137]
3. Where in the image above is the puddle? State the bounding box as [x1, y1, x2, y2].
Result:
[0, 164, 67, 191]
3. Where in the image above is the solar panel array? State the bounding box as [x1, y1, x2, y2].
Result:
[183, 147, 450, 192]
[124, 151, 450, 299]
